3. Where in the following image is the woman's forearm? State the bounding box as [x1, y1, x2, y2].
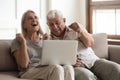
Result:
[18, 42, 30, 68]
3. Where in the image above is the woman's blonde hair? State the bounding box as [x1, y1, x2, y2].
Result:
[21, 10, 43, 37]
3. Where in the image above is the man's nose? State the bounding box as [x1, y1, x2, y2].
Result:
[52, 23, 58, 29]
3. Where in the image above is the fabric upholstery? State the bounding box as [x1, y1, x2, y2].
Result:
[92, 33, 108, 59]
[0, 33, 119, 80]
[109, 45, 120, 64]
[0, 40, 17, 71]
[0, 71, 30, 80]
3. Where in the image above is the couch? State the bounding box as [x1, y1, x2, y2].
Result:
[0, 33, 120, 80]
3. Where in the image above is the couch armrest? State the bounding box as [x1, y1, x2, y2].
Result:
[108, 45, 120, 64]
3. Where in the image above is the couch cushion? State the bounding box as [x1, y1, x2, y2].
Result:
[0, 71, 30, 80]
[0, 71, 19, 79]
[92, 33, 108, 59]
[109, 45, 120, 64]
[0, 40, 17, 71]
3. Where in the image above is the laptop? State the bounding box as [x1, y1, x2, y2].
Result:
[40, 40, 78, 65]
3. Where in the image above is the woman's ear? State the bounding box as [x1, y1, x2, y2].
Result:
[23, 22, 27, 29]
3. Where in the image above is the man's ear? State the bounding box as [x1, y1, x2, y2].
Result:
[47, 20, 50, 25]
[47, 22, 49, 26]
[46, 22, 50, 29]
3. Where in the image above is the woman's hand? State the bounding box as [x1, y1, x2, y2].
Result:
[16, 33, 26, 44]
[43, 33, 51, 40]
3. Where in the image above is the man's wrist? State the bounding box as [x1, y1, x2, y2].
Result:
[77, 32, 81, 38]
[77, 29, 83, 38]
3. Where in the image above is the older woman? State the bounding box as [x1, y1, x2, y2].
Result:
[11, 10, 74, 80]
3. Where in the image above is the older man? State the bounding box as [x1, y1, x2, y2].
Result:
[46, 9, 120, 80]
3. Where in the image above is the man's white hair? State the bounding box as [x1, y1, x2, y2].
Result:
[47, 10, 63, 20]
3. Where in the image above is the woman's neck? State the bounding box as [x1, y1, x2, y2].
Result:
[26, 32, 40, 42]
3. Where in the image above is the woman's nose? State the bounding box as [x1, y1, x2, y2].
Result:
[32, 18, 36, 22]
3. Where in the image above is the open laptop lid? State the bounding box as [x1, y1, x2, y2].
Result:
[41, 40, 78, 65]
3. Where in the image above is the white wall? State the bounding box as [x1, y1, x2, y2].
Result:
[0, 0, 86, 39]
[0, 0, 41, 39]
[79, 0, 86, 26]
[48, 0, 86, 26]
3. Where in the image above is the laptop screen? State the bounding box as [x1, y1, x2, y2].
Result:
[41, 40, 78, 65]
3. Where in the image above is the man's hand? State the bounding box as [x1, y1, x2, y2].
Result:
[73, 58, 84, 67]
[69, 22, 82, 33]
